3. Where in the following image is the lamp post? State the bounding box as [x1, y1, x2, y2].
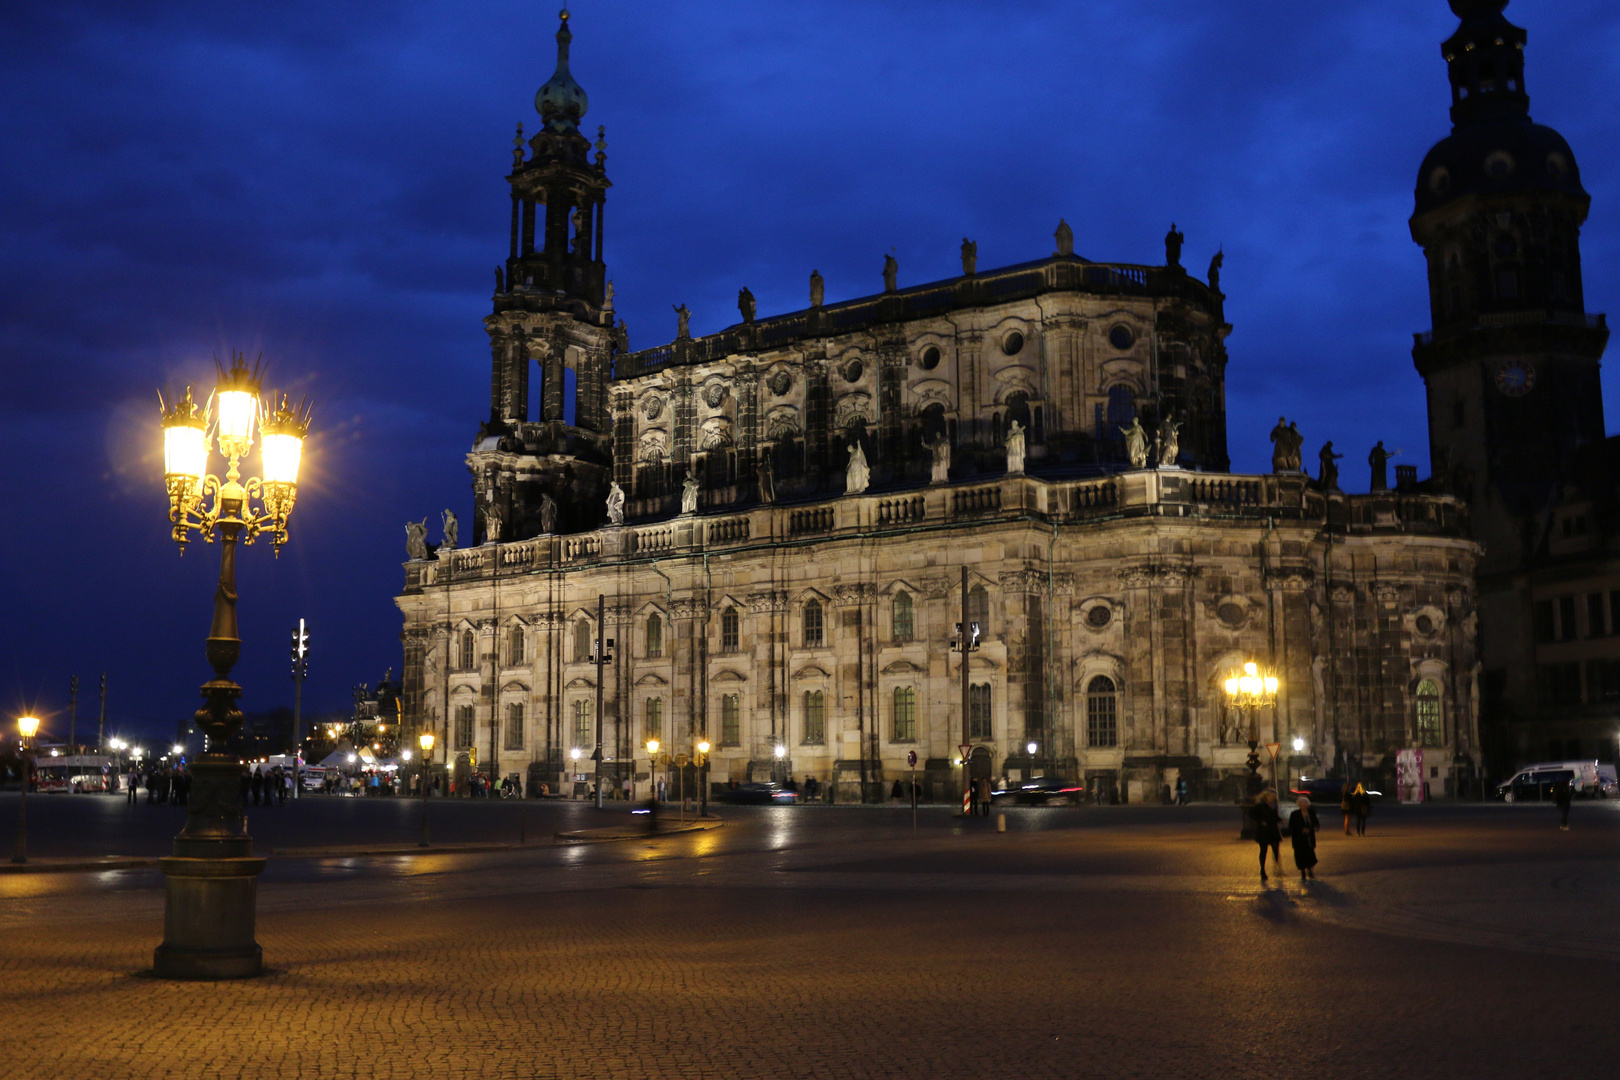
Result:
[773, 742, 786, 787]
[417, 733, 434, 846]
[152, 354, 311, 980]
[570, 747, 582, 800]
[646, 738, 660, 802]
[951, 564, 981, 816]
[590, 594, 614, 810]
[1223, 661, 1280, 839]
[12, 716, 39, 864]
[696, 739, 710, 817]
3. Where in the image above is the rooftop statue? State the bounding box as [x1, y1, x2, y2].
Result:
[1120, 417, 1149, 469]
[1318, 441, 1344, 491]
[846, 442, 870, 494]
[1054, 219, 1074, 257]
[738, 286, 756, 324]
[681, 475, 699, 515]
[673, 303, 691, 339]
[539, 493, 558, 535]
[405, 518, 428, 561]
[1208, 249, 1223, 293]
[961, 238, 977, 276]
[481, 504, 502, 544]
[757, 452, 776, 504]
[440, 509, 458, 552]
[1005, 420, 1026, 475]
[925, 431, 950, 484]
[1369, 441, 1393, 492]
[606, 481, 625, 525]
[1165, 222, 1184, 269]
[1158, 416, 1181, 468]
[882, 254, 898, 293]
[809, 269, 824, 308]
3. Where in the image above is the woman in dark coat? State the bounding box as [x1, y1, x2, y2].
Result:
[1289, 796, 1320, 880]
[1350, 782, 1371, 836]
[1253, 790, 1283, 882]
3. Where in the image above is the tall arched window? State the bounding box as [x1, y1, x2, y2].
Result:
[1106, 386, 1136, 435]
[803, 600, 824, 648]
[969, 683, 992, 739]
[803, 690, 825, 744]
[644, 698, 662, 742]
[967, 585, 990, 634]
[1415, 679, 1443, 747]
[721, 607, 740, 652]
[892, 591, 914, 642]
[892, 686, 917, 742]
[646, 613, 663, 658]
[720, 694, 741, 746]
[1087, 675, 1118, 748]
[574, 620, 592, 663]
[505, 703, 524, 750]
[455, 704, 475, 749]
[459, 629, 476, 671]
[572, 700, 590, 749]
[507, 626, 525, 667]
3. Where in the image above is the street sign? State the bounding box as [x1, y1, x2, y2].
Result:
[674, 753, 689, 767]
[1264, 742, 1281, 761]
[958, 743, 973, 761]
[906, 749, 918, 768]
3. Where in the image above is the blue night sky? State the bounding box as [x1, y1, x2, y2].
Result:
[2, 0, 1617, 742]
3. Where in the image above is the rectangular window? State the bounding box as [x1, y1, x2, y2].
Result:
[1589, 593, 1607, 638]
[802, 690, 824, 744]
[1086, 684, 1118, 748]
[892, 686, 916, 742]
[455, 705, 475, 750]
[721, 608, 740, 653]
[505, 703, 524, 750]
[644, 698, 662, 742]
[803, 602, 824, 648]
[1537, 662, 1583, 707]
[646, 615, 662, 658]
[1585, 659, 1620, 703]
[572, 700, 591, 749]
[508, 628, 525, 667]
[969, 683, 992, 740]
[1533, 600, 1555, 644]
[1559, 596, 1577, 642]
[720, 694, 740, 747]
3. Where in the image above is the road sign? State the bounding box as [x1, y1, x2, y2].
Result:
[958, 743, 973, 761]
[1265, 742, 1281, 761]
[906, 750, 918, 768]
[674, 753, 689, 767]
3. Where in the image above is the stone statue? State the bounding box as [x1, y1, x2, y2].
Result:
[757, 451, 776, 504]
[539, 493, 558, 534]
[1286, 422, 1303, 471]
[1269, 417, 1291, 473]
[440, 509, 458, 552]
[809, 269, 824, 308]
[405, 518, 428, 560]
[481, 504, 502, 544]
[1369, 441, 1392, 491]
[925, 432, 951, 484]
[604, 279, 615, 310]
[882, 254, 898, 293]
[1120, 418, 1149, 469]
[960, 238, 977, 276]
[494, 265, 505, 293]
[614, 319, 629, 354]
[606, 481, 625, 525]
[1054, 218, 1074, 257]
[1208, 249, 1223, 293]
[1158, 416, 1181, 468]
[1318, 441, 1344, 491]
[846, 442, 870, 494]
[673, 303, 691, 339]
[1005, 420, 1026, 475]
[681, 475, 700, 515]
[571, 206, 587, 252]
[738, 286, 756, 324]
[1165, 222, 1184, 269]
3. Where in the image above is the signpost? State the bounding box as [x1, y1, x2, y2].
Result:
[1265, 742, 1282, 797]
[906, 749, 918, 835]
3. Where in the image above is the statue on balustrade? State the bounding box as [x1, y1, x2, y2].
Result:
[673, 303, 691, 340]
[494, 266, 504, 294]
[1157, 416, 1181, 468]
[440, 509, 458, 552]
[539, 493, 558, 535]
[960, 239, 977, 276]
[481, 505, 502, 544]
[1207, 249, 1223, 294]
[1164, 222, 1184, 269]
[809, 269, 824, 308]
[757, 452, 776, 504]
[1318, 441, 1344, 491]
[1120, 417, 1149, 469]
[405, 519, 428, 561]
[925, 432, 951, 484]
[1369, 441, 1393, 492]
[1270, 417, 1304, 473]
[681, 475, 700, 515]
[738, 286, 756, 324]
[882, 254, 898, 293]
[606, 481, 626, 525]
[1054, 219, 1074, 257]
[1005, 420, 1026, 475]
[846, 442, 870, 494]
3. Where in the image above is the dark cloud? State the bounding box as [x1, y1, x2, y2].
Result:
[1, 0, 1616, 737]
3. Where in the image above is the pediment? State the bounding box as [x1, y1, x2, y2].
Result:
[635, 673, 668, 687]
[564, 677, 597, 690]
[881, 660, 922, 675]
[793, 665, 831, 680]
[711, 668, 747, 684]
[500, 681, 529, 694]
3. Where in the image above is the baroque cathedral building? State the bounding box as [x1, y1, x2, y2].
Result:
[397, 8, 1489, 802]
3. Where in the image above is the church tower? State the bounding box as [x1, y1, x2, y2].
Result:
[1410, 0, 1608, 573]
[469, 9, 615, 542]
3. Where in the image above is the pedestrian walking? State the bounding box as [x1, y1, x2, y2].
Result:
[1288, 796, 1320, 880]
[1340, 783, 1354, 835]
[1554, 778, 1572, 830]
[1350, 782, 1371, 836]
[127, 768, 139, 805]
[1175, 776, 1189, 806]
[1253, 789, 1284, 882]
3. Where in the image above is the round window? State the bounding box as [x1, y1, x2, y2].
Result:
[1546, 152, 1569, 179]
[1216, 602, 1245, 629]
[1485, 151, 1515, 179]
[1086, 605, 1112, 629]
[1003, 331, 1024, 356]
[1428, 166, 1452, 195]
[1415, 614, 1436, 636]
[1108, 324, 1134, 351]
[919, 346, 941, 371]
[769, 370, 792, 396]
[845, 360, 863, 383]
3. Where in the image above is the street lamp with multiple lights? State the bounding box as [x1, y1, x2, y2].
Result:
[12, 716, 40, 865]
[1224, 661, 1280, 838]
[153, 353, 311, 981]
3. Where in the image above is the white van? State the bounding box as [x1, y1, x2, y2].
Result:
[1498, 760, 1609, 800]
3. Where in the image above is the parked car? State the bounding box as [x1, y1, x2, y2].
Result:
[1495, 767, 1576, 803]
[1500, 760, 1611, 797]
[718, 782, 798, 805]
[989, 775, 1083, 806]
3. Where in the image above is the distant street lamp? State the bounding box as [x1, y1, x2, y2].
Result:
[1223, 661, 1280, 839]
[646, 739, 660, 802]
[417, 732, 434, 847]
[696, 739, 711, 817]
[12, 716, 40, 864]
[153, 354, 311, 980]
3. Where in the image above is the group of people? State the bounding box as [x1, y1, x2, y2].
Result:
[246, 764, 293, 805]
[1251, 781, 1376, 884]
[125, 765, 189, 805]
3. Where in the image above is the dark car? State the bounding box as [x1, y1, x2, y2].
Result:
[1494, 768, 1575, 803]
[990, 775, 1083, 806]
[718, 782, 798, 805]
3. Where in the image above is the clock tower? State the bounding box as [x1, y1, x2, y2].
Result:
[1410, 0, 1609, 574]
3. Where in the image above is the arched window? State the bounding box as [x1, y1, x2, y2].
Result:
[892, 686, 917, 742]
[967, 585, 990, 634]
[720, 694, 741, 746]
[969, 683, 992, 739]
[507, 626, 525, 667]
[455, 704, 475, 749]
[803, 600, 824, 648]
[572, 700, 591, 749]
[505, 703, 524, 750]
[574, 620, 592, 663]
[721, 606, 740, 652]
[459, 630, 476, 671]
[646, 613, 663, 658]
[1415, 679, 1443, 747]
[802, 690, 825, 744]
[644, 698, 662, 742]
[1087, 675, 1118, 748]
[1106, 386, 1135, 437]
[892, 591, 913, 642]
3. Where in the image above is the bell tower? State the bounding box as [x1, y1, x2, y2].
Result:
[470, 8, 615, 542]
[1410, 0, 1608, 573]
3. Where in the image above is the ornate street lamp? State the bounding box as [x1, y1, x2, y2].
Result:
[12, 716, 40, 864]
[152, 353, 311, 980]
[418, 732, 435, 847]
[1223, 661, 1279, 839]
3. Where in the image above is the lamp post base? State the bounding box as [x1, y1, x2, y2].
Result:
[152, 855, 267, 980]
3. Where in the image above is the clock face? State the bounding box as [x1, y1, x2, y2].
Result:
[1496, 360, 1535, 397]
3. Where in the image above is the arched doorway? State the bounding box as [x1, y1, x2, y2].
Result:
[969, 745, 994, 783]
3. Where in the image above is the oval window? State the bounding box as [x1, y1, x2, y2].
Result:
[845, 360, 863, 383]
[919, 345, 940, 370]
[1217, 602, 1245, 629]
[1086, 605, 1112, 629]
[1546, 152, 1568, 179]
[1415, 614, 1436, 636]
[1428, 166, 1451, 195]
[1484, 151, 1515, 179]
[1108, 324, 1134, 351]
[1003, 331, 1024, 356]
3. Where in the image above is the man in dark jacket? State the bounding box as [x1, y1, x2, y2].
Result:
[1554, 778, 1573, 830]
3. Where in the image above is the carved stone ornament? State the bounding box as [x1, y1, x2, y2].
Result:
[700, 416, 734, 450]
[834, 392, 874, 432]
[639, 429, 670, 463]
[641, 394, 664, 420]
[703, 381, 729, 409]
[1370, 581, 1403, 603]
[765, 405, 801, 439]
[919, 577, 955, 600]
[746, 590, 790, 614]
[1264, 568, 1314, 592]
[768, 370, 793, 396]
[997, 570, 1045, 595]
[1330, 584, 1355, 604]
[1118, 566, 1156, 589]
[833, 583, 876, 606]
[670, 599, 708, 620]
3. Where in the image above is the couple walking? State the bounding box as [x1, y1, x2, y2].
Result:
[1252, 790, 1319, 883]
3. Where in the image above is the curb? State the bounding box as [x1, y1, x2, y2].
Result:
[0, 857, 159, 876]
[267, 841, 554, 857]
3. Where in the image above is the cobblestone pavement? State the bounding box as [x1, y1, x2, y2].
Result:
[1, 801, 1616, 1078]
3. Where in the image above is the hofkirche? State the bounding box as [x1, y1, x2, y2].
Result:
[396, 8, 1488, 804]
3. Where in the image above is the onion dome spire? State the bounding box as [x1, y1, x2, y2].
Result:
[536, 9, 588, 135]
